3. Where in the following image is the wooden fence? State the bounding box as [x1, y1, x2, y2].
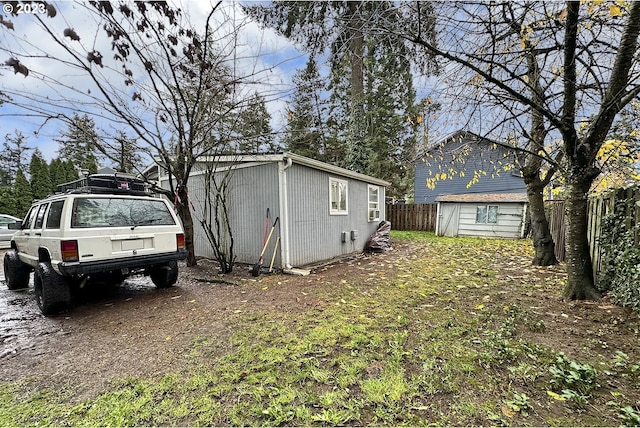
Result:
[546, 200, 567, 263]
[547, 186, 640, 282]
[386, 203, 437, 231]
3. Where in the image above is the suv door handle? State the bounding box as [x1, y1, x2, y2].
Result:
[35, 232, 42, 236]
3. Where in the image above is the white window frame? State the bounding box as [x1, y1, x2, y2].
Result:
[329, 177, 348, 215]
[476, 204, 499, 224]
[368, 185, 380, 222]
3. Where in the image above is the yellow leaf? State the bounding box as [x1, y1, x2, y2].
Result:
[501, 404, 515, 418]
[475, 304, 484, 310]
[609, 4, 622, 16]
[547, 390, 566, 401]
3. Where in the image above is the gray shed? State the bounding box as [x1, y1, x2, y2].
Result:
[435, 193, 528, 239]
[156, 153, 390, 270]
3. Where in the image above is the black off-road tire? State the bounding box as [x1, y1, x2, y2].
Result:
[3, 250, 31, 290]
[149, 261, 178, 289]
[34, 262, 72, 316]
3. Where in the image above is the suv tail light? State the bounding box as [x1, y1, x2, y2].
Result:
[61, 240, 79, 262]
[176, 233, 185, 250]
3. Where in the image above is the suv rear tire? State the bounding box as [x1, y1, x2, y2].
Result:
[34, 262, 72, 315]
[150, 261, 178, 288]
[3, 250, 31, 290]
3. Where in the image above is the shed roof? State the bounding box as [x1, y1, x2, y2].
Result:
[196, 152, 391, 187]
[436, 193, 528, 203]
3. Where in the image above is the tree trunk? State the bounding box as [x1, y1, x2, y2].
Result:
[526, 180, 557, 266]
[177, 186, 197, 267]
[563, 179, 600, 300]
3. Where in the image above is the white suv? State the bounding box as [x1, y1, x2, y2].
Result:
[3, 174, 187, 315]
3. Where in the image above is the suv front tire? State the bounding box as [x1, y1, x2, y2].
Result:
[3, 250, 31, 290]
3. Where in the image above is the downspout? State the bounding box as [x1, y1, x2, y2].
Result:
[278, 156, 293, 269]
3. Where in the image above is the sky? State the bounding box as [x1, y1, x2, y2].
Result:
[0, 0, 306, 163]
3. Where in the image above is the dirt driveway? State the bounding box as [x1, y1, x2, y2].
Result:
[0, 248, 355, 400]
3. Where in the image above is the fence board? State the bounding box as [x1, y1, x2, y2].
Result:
[548, 186, 640, 286]
[386, 203, 437, 231]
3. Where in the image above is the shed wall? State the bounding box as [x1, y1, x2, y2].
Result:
[161, 159, 388, 268]
[453, 202, 525, 238]
[286, 163, 385, 266]
[163, 162, 281, 264]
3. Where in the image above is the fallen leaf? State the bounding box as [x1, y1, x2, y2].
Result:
[546, 390, 566, 401]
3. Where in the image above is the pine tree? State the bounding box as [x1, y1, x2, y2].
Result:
[0, 130, 32, 186]
[235, 92, 273, 153]
[103, 132, 142, 173]
[13, 170, 33, 217]
[0, 187, 17, 217]
[29, 149, 52, 199]
[282, 57, 328, 160]
[54, 113, 100, 174]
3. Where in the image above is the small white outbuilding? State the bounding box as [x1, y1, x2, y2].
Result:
[435, 193, 528, 239]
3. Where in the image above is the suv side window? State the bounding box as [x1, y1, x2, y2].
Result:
[23, 206, 38, 229]
[45, 201, 64, 229]
[34, 203, 49, 229]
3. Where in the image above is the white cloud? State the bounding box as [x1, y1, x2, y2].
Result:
[1, 0, 305, 162]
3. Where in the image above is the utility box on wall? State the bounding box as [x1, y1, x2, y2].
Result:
[350, 230, 358, 241]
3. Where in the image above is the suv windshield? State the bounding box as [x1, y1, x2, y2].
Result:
[71, 197, 176, 228]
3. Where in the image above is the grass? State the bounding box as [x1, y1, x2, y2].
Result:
[1, 231, 639, 426]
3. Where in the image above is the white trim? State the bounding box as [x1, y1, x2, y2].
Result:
[329, 177, 348, 215]
[278, 158, 293, 269]
[368, 184, 380, 222]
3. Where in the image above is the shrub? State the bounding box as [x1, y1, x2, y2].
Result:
[598, 200, 640, 311]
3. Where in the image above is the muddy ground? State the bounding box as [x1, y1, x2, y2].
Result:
[1, 243, 638, 406]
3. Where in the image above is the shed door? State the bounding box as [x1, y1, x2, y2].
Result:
[438, 203, 460, 237]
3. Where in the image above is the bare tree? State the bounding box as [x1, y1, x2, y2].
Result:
[0, 1, 268, 266]
[387, 1, 640, 300]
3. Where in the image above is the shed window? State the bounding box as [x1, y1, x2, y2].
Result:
[368, 185, 380, 221]
[476, 205, 498, 224]
[329, 177, 348, 215]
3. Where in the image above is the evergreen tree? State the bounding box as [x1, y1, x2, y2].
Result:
[0, 130, 32, 186]
[0, 187, 17, 217]
[282, 57, 329, 160]
[29, 148, 51, 199]
[244, 0, 436, 185]
[235, 92, 273, 153]
[110, 132, 142, 173]
[13, 170, 33, 217]
[54, 113, 100, 174]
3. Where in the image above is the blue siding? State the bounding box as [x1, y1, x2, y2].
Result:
[414, 133, 526, 203]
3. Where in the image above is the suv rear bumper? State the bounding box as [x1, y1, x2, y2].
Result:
[57, 249, 188, 276]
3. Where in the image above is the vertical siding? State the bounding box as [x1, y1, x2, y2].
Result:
[163, 160, 387, 268]
[286, 164, 384, 266]
[165, 163, 280, 265]
[454, 203, 525, 238]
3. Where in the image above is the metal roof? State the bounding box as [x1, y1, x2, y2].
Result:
[435, 193, 528, 203]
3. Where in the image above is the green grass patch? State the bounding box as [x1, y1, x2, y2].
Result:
[1, 233, 638, 426]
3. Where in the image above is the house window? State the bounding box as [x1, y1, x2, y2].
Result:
[329, 177, 348, 215]
[368, 185, 380, 221]
[476, 205, 498, 224]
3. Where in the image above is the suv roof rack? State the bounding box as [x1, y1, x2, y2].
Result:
[57, 173, 151, 196]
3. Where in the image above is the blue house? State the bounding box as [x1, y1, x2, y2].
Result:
[414, 130, 527, 203]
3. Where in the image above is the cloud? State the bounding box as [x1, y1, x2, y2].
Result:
[0, 0, 304, 162]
